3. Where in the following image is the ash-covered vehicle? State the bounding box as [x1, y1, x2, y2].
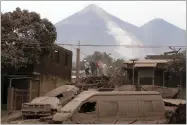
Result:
[53, 91, 168, 124]
[21, 85, 80, 118]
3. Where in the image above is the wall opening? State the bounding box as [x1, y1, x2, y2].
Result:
[64, 53, 69, 66]
[56, 94, 64, 98]
[54, 50, 60, 63]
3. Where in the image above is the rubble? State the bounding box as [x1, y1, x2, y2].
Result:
[80, 75, 110, 84]
[1, 111, 22, 123]
[77, 75, 115, 89]
[114, 85, 136, 91]
[1, 119, 51, 124]
[164, 99, 186, 106]
[168, 104, 186, 124]
[115, 85, 180, 99]
[164, 99, 186, 124]
[141, 85, 180, 98]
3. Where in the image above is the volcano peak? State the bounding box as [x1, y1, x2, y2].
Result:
[81, 4, 105, 14]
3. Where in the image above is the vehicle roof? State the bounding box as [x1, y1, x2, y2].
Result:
[60, 91, 160, 113]
[45, 85, 78, 97]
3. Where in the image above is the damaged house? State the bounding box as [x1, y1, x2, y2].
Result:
[1, 44, 72, 112]
[122, 52, 186, 88]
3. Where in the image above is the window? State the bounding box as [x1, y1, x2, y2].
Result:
[56, 94, 64, 98]
[64, 53, 69, 66]
[54, 50, 60, 63]
[78, 102, 96, 113]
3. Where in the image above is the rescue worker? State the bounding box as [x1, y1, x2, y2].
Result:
[90, 60, 97, 76]
[97, 60, 103, 75]
[84, 60, 90, 75]
[95, 61, 99, 76]
[103, 63, 107, 76]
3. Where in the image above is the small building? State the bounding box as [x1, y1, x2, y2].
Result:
[1, 44, 72, 112]
[123, 59, 170, 86]
[122, 58, 185, 88]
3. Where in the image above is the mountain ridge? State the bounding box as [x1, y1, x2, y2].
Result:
[55, 4, 186, 60]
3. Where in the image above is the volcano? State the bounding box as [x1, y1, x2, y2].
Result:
[55, 4, 186, 60]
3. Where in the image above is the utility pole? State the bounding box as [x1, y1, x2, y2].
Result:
[130, 58, 138, 85]
[132, 61, 135, 85]
[76, 41, 80, 83]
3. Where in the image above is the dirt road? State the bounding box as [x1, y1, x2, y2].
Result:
[1, 119, 50, 124]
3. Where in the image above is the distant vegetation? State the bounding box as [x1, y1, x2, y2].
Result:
[71, 51, 125, 70]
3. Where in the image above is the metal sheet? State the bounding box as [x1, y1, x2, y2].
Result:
[134, 63, 157, 67]
[127, 59, 170, 64]
[163, 99, 186, 105]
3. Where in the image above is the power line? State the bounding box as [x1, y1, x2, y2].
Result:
[58, 44, 89, 59]
[58, 44, 186, 48]
[2, 42, 186, 48]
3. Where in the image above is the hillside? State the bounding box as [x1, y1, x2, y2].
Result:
[55, 4, 186, 60]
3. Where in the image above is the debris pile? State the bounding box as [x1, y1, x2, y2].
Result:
[2, 119, 51, 124]
[76, 75, 115, 90]
[164, 99, 186, 124]
[168, 104, 186, 124]
[114, 85, 136, 91]
[80, 75, 110, 85]
[141, 85, 179, 98]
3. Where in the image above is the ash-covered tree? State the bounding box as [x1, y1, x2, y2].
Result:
[111, 58, 125, 68]
[1, 7, 57, 73]
[82, 51, 113, 67]
[165, 50, 186, 87]
[79, 51, 125, 70]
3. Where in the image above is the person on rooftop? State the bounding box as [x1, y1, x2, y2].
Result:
[84, 60, 90, 75]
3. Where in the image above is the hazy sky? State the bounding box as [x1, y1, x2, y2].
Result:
[1, 1, 186, 30]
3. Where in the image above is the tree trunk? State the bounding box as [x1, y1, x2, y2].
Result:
[180, 72, 182, 88]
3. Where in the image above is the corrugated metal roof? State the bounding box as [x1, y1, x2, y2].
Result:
[125, 59, 170, 64]
[134, 63, 157, 67]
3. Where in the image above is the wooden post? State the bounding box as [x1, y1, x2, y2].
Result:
[76, 48, 80, 83]
[132, 67, 134, 85]
[138, 76, 140, 85]
[152, 68, 155, 85]
[29, 80, 32, 101]
[163, 71, 165, 87]
[180, 72, 182, 88]
[9, 78, 12, 87]
[7, 87, 14, 113]
[38, 76, 41, 97]
[132, 62, 135, 85]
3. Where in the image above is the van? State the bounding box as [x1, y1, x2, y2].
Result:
[53, 91, 167, 124]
